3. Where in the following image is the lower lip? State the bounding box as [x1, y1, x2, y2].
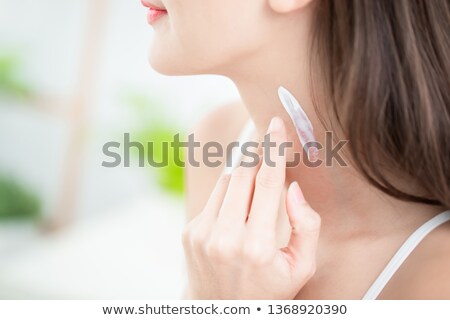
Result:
[147, 8, 168, 24]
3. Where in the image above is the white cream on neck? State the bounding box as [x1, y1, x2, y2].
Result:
[278, 86, 319, 162]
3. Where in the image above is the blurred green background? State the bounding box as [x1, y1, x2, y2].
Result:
[0, 0, 239, 299]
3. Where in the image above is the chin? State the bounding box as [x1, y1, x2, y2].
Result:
[147, 36, 201, 75]
[148, 52, 181, 76]
[148, 35, 234, 76]
[148, 52, 203, 76]
[147, 46, 182, 75]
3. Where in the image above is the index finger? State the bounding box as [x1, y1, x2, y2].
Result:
[247, 117, 287, 235]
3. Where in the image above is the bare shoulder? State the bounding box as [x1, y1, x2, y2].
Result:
[184, 101, 249, 221]
[379, 220, 450, 299]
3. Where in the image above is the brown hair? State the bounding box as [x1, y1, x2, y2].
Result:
[310, 0, 450, 208]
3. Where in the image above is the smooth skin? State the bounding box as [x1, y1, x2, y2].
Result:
[183, 117, 321, 299]
[146, 0, 450, 299]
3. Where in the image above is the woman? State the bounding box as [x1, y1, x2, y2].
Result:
[141, 0, 450, 299]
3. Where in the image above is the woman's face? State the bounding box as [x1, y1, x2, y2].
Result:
[146, 0, 282, 75]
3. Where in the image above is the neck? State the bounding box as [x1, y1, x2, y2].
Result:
[225, 41, 443, 242]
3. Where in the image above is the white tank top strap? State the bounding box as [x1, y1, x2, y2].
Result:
[362, 209, 450, 300]
[222, 119, 255, 175]
[222, 121, 450, 300]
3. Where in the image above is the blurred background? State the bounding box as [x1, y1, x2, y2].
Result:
[0, 0, 239, 299]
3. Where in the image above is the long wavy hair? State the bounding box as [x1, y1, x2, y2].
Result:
[310, 0, 450, 208]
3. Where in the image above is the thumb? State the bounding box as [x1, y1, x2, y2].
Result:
[284, 181, 321, 275]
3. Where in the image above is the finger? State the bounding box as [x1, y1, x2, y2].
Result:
[247, 117, 287, 235]
[283, 181, 321, 275]
[217, 151, 262, 226]
[202, 173, 231, 219]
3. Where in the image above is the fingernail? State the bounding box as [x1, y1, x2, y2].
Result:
[290, 181, 306, 205]
[268, 117, 283, 133]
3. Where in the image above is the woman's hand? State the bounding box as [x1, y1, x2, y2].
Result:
[182, 117, 321, 299]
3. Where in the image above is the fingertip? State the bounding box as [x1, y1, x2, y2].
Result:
[266, 117, 287, 143]
[288, 181, 306, 206]
[286, 182, 321, 230]
[268, 116, 285, 133]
